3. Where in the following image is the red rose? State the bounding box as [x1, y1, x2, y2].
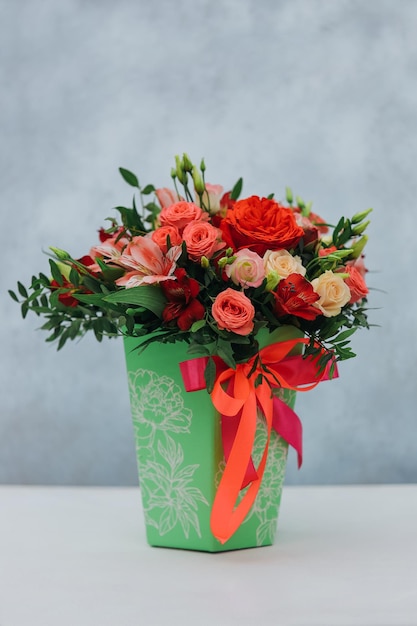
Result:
[220, 196, 304, 255]
[273, 273, 321, 321]
[161, 268, 205, 331]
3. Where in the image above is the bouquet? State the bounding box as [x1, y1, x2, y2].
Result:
[10, 153, 373, 549]
[10, 153, 371, 391]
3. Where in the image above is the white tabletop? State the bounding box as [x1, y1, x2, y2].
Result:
[0, 485, 416, 626]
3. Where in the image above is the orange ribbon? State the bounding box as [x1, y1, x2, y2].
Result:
[208, 338, 332, 544]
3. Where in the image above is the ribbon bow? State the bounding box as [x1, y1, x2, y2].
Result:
[180, 338, 336, 544]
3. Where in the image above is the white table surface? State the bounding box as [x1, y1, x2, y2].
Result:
[0, 485, 416, 626]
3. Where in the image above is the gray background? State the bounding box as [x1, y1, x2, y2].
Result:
[1, 0, 415, 486]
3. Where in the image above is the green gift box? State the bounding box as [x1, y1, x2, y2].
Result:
[123, 329, 300, 553]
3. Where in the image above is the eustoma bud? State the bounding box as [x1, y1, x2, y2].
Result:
[351, 207, 373, 224]
[192, 166, 205, 195]
[50, 247, 71, 261]
[175, 155, 186, 184]
[350, 235, 368, 258]
[265, 270, 280, 291]
[351, 220, 370, 236]
[182, 153, 194, 172]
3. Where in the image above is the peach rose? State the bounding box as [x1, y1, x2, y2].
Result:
[151, 225, 182, 254]
[225, 248, 265, 288]
[211, 288, 255, 336]
[311, 270, 351, 317]
[182, 221, 225, 262]
[343, 265, 368, 304]
[220, 196, 304, 255]
[159, 201, 208, 232]
[263, 249, 306, 279]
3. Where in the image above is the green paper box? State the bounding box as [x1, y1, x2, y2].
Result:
[124, 334, 298, 552]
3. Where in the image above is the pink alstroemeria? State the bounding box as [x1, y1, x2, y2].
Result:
[155, 188, 182, 209]
[89, 229, 130, 271]
[115, 236, 182, 288]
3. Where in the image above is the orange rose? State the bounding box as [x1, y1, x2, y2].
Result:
[151, 226, 182, 253]
[211, 288, 255, 336]
[220, 196, 304, 255]
[343, 265, 368, 304]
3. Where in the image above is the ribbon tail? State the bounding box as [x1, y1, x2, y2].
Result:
[272, 396, 303, 468]
[222, 414, 259, 488]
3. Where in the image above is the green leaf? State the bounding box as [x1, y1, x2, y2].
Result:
[141, 184, 155, 195]
[230, 177, 243, 201]
[17, 282, 28, 298]
[39, 273, 51, 286]
[103, 285, 166, 318]
[119, 167, 139, 188]
[186, 343, 210, 356]
[114, 205, 146, 234]
[46, 326, 62, 342]
[216, 342, 236, 369]
[57, 329, 71, 351]
[332, 216, 345, 245]
[74, 293, 106, 305]
[49, 259, 64, 286]
[333, 328, 357, 343]
[82, 275, 104, 294]
[21, 302, 29, 319]
[8, 289, 19, 302]
[69, 268, 80, 287]
[190, 319, 206, 333]
[204, 357, 216, 393]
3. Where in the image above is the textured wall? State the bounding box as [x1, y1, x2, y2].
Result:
[1, 0, 416, 485]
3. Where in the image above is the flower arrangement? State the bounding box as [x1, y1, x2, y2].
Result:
[10, 154, 371, 390]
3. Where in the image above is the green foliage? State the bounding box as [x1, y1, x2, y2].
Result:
[119, 167, 140, 188]
[230, 177, 243, 201]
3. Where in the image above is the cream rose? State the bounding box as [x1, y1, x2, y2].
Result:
[311, 270, 351, 317]
[263, 249, 306, 279]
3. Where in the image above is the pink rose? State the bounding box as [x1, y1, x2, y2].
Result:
[343, 265, 368, 304]
[182, 221, 225, 262]
[159, 201, 208, 232]
[225, 248, 265, 288]
[211, 288, 255, 336]
[197, 183, 224, 214]
[151, 225, 182, 254]
[155, 188, 181, 209]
